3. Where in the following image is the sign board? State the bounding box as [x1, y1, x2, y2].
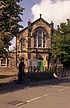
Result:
[32, 60, 37, 67]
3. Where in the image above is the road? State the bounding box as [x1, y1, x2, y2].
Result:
[0, 77, 70, 108]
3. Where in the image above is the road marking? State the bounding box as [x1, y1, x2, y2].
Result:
[16, 97, 42, 106]
[57, 87, 69, 92]
[16, 102, 24, 106]
[16, 86, 69, 106]
[15, 94, 49, 106]
[43, 94, 49, 97]
[27, 96, 42, 103]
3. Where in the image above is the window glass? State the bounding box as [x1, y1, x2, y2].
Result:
[34, 27, 47, 48]
[1, 58, 6, 66]
[38, 30, 42, 47]
[21, 39, 26, 50]
[1, 58, 10, 67]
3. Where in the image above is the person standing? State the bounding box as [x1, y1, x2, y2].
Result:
[18, 58, 25, 84]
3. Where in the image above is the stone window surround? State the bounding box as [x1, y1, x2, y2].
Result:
[0, 58, 10, 67]
[34, 27, 48, 48]
[19, 38, 26, 51]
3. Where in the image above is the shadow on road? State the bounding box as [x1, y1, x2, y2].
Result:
[0, 77, 70, 94]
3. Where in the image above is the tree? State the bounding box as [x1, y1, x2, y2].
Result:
[52, 19, 70, 66]
[0, 0, 24, 56]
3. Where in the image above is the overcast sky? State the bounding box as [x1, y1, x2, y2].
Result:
[9, 0, 70, 50]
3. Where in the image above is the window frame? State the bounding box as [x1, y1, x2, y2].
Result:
[0, 58, 10, 67]
[21, 39, 26, 51]
[34, 27, 47, 48]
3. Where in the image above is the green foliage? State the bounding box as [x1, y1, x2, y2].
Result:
[0, 0, 24, 55]
[52, 19, 70, 65]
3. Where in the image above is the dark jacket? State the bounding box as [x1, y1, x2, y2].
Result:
[19, 61, 25, 73]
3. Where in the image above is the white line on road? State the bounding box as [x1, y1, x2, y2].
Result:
[26, 93, 49, 103]
[16, 102, 23, 106]
[16, 94, 49, 106]
[57, 87, 69, 92]
[16, 86, 69, 106]
[16, 96, 42, 106]
[27, 96, 42, 103]
[43, 94, 49, 97]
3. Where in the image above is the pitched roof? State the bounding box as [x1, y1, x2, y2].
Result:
[19, 16, 51, 34]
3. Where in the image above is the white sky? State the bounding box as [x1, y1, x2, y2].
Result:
[32, 0, 70, 27]
[9, 0, 70, 50]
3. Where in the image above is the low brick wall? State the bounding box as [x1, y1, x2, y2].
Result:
[0, 67, 17, 74]
[26, 72, 54, 81]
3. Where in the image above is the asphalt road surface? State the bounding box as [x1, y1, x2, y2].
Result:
[0, 77, 70, 108]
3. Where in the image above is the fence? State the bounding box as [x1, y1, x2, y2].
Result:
[51, 65, 70, 77]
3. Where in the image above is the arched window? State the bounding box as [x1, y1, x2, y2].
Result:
[34, 27, 47, 48]
[38, 30, 42, 47]
[21, 39, 26, 51]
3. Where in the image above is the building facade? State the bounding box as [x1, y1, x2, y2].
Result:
[16, 15, 53, 72]
[0, 50, 17, 73]
[0, 15, 53, 73]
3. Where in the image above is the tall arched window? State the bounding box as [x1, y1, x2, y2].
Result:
[34, 27, 47, 48]
[38, 30, 42, 47]
[21, 39, 26, 51]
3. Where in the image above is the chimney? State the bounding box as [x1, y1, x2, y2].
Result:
[28, 19, 31, 31]
[40, 14, 42, 18]
[67, 19, 70, 24]
[51, 21, 54, 28]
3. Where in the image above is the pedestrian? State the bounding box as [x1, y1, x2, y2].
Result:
[18, 58, 25, 84]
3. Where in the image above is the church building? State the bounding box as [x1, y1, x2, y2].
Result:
[16, 14, 53, 72]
